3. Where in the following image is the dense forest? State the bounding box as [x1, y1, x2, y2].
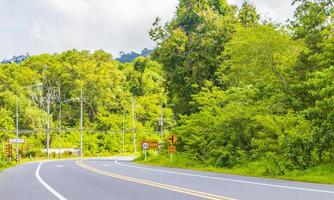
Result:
[1, 0, 333, 176]
[0, 52, 173, 158]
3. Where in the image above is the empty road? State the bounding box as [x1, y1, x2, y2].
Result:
[0, 157, 334, 200]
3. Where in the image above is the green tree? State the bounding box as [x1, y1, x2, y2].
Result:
[290, 0, 333, 73]
[152, 0, 237, 115]
[238, 1, 259, 27]
[218, 25, 302, 89]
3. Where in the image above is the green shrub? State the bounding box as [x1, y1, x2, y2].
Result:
[0, 159, 11, 170]
[263, 152, 287, 175]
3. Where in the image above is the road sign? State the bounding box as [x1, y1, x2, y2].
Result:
[142, 140, 159, 149]
[142, 142, 149, 150]
[167, 134, 177, 145]
[9, 138, 25, 144]
[168, 145, 176, 153]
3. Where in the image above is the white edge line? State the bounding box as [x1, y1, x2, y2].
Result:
[114, 160, 334, 194]
[35, 161, 67, 200]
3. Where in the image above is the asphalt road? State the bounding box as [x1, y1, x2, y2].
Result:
[1, 157, 334, 200]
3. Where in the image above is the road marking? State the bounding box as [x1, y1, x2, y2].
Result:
[56, 165, 64, 168]
[115, 160, 334, 194]
[76, 160, 235, 200]
[101, 164, 111, 167]
[35, 161, 67, 200]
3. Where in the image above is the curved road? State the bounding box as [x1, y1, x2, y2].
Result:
[0, 157, 334, 200]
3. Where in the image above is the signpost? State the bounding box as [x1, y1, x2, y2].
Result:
[8, 139, 24, 162]
[167, 134, 177, 163]
[142, 142, 149, 161]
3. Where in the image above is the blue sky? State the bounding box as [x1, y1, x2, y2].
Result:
[0, 0, 295, 59]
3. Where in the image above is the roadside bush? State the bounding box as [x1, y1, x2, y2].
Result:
[206, 147, 247, 168]
[263, 152, 287, 175]
[0, 159, 10, 170]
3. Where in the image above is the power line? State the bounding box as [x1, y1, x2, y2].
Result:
[0, 128, 142, 134]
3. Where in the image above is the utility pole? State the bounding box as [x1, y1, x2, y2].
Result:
[46, 90, 51, 159]
[15, 92, 19, 162]
[58, 87, 62, 159]
[59, 96, 80, 159]
[122, 112, 125, 156]
[131, 96, 136, 153]
[160, 104, 164, 138]
[80, 89, 83, 159]
[58, 101, 62, 159]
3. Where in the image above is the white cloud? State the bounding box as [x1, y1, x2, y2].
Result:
[0, 0, 295, 59]
[0, 0, 178, 58]
[227, 0, 295, 23]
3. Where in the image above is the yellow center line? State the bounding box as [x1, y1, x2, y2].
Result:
[75, 160, 236, 200]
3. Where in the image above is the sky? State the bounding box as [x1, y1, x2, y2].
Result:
[0, 0, 296, 59]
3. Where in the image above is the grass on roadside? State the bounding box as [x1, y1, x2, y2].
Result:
[135, 152, 334, 185]
[0, 160, 15, 171]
